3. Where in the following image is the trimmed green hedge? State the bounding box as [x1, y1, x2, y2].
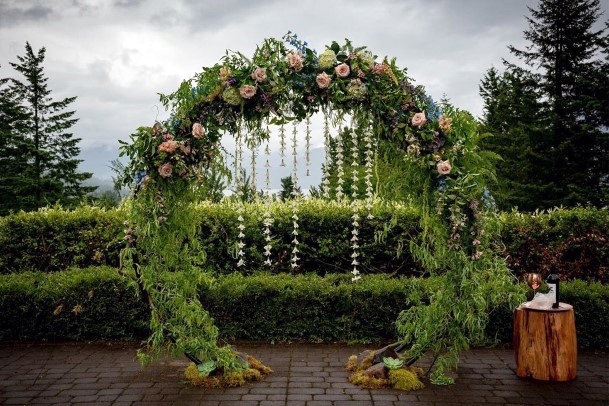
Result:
[1, 203, 608, 281]
[1, 267, 607, 349]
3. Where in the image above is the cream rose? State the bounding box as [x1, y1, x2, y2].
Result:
[335, 63, 350, 78]
[439, 114, 453, 133]
[288, 52, 304, 71]
[436, 159, 452, 175]
[411, 112, 427, 128]
[192, 123, 204, 138]
[239, 85, 257, 99]
[251, 67, 267, 82]
[316, 72, 332, 89]
[158, 140, 179, 153]
[407, 144, 420, 156]
[158, 163, 173, 178]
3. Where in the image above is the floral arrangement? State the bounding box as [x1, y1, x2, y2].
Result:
[119, 33, 522, 388]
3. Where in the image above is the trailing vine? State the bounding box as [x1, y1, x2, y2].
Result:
[119, 33, 523, 386]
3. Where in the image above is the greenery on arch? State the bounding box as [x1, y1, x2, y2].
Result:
[119, 33, 523, 386]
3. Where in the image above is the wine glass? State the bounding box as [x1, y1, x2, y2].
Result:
[525, 273, 542, 297]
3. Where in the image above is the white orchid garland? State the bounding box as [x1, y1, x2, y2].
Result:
[350, 121, 361, 281]
[262, 128, 273, 267]
[279, 123, 286, 167]
[290, 121, 300, 269]
[336, 126, 345, 201]
[364, 124, 375, 219]
[322, 111, 332, 199]
[235, 128, 246, 268]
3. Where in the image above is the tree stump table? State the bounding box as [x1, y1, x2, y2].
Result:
[513, 303, 577, 381]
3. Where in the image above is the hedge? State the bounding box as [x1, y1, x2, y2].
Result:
[1, 203, 608, 281]
[1, 267, 607, 349]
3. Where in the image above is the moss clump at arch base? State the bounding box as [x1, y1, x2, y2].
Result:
[345, 351, 425, 391]
[184, 355, 272, 388]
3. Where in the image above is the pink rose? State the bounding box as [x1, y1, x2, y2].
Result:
[180, 143, 191, 155]
[251, 67, 267, 82]
[158, 163, 173, 178]
[316, 72, 332, 89]
[287, 52, 304, 71]
[439, 114, 453, 133]
[239, 85, 257, 99]
[436, 159, 452, 175]
[158, 140, 179, 153]
[219, 66, 230, 79]
[192, 123, 204, 138]
[335, 63, 350, 78]
[411, 112, 427, 128]
[162, 133, 173, 141]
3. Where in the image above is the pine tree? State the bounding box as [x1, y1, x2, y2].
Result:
[502, 0, 609, 208]
[279, 176, 301, 201]
[479, 67, 549, 210]
[0, 76, 31, 214]
[2, 42, 95, 211]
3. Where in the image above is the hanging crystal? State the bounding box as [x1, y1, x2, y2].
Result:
[279, 123, 286, 167]
[262, 125, 273, 267]
[350, 120, 361, 282]
[335, 125, 345, 202]
[321, 111, 331, 199]
[364, 124, 375, 219]
[305, 116, 311, 177]
[236, 127, 246, 268]
[290, 121, 300, 270]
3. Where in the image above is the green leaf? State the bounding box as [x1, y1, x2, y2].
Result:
[196, 359, 216, 377]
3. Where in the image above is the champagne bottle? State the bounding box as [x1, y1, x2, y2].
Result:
[547, 273, 560, 309]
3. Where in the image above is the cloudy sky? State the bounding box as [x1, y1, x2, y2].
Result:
[1, 0, 604, 186]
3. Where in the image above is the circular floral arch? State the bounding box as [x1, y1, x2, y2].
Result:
[121, 33, 522, 386]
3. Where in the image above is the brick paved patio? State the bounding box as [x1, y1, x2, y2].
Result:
[0, 342, 607, 405]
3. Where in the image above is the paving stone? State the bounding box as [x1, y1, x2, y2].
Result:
[0, 342, 606, 406]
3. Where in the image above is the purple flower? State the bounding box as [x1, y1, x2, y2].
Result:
[226, 77, 237, 87]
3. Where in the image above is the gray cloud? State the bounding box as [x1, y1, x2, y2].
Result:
[0, 2, 54, 27]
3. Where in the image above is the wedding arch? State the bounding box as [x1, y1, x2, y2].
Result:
[120, 33, 522, 388]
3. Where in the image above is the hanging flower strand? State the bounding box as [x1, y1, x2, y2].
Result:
[263, 126, 273, 267]
[279, 123, 286, 167]
[236, 128, 246, 268]
[350, 121, 361, 282]
[305, 116, 311, 176]
[322, 111, 331, 199]
[250, 141, 257, 193]
[290, 121, 300, 270]
[364, 124, 375, 219]
[336, 124, 345, 201]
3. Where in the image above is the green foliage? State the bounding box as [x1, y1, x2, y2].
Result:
[0, 42, 95, 214]
[1, 267, 608, 349]
[2, 204, 608, 282]
[383, 357, 404, 370]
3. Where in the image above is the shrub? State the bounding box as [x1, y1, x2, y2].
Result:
[1, 267, 607, 349]
[0, 266, 148, 340]
[1, 204, 608, 281]
[501, 207, 609, 281]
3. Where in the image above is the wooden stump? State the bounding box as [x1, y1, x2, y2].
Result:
[513, 303, 577, 381]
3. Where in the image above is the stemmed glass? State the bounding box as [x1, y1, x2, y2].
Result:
[525, 273, 542, 298]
